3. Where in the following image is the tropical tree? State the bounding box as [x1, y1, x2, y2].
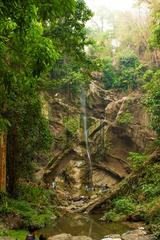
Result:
[0, 0, 92, 193]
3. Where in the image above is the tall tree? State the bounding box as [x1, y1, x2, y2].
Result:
[0, 0, 92, 192]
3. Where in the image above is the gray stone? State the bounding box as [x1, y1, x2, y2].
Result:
[48, 234, 92, 240]
[72, 236, 92, 240]
[101, 238, 121, 240]
[122, 229, 152, 240]
[102, 234, 121, 240]
[48, 234, 72, 240]
[101, 238, 112, 240]
[104, 234, 121, 238]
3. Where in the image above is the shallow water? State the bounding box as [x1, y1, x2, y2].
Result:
[41, 213, 132, 240]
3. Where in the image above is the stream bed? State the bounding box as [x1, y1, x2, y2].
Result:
[41, 214, 133, 240]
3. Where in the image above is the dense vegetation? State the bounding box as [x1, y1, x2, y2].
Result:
[88, 1, 160, 237]
[0, 0, 92, 191]
[0, 0, 160, 238]
[0, 0, 93, 232]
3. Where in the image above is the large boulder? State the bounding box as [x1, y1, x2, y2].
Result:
[102, 234, 121, 240]
[121, 229, 154, 240]
[48, 234, 92, 240]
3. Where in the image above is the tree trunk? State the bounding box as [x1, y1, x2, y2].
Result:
[7, 129, 17, 194]
[0, 133, 7, 191]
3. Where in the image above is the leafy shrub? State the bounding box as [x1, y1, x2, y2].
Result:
[143, 70, 154, 82]
[63, 115, 80, 136]
[142, 184, 160, 198]
[105, 210, 121, 222]
[116, 112, 133, 125]
[0, 183, 57, 228]
[144, 164, 160, 185]
[6, 230, 27, 240]
[114, 197, 135, 214]
[102, 57, 117, 89]
[128, 152, 148, 170]
[15, 183, 54, 205]
[0, 191, 8, 205]
[144, 70, 160, 138]
[150, 224, 160, 239]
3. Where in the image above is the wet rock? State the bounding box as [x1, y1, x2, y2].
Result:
[48, 234, 92, 240]
[121, 229, 152, 240]
[102, 234, 121, 240]
[48, 234, 72, 240]
[72, 237, 92, 240]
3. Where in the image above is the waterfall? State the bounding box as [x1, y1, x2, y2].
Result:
[80, 88, 93, 188]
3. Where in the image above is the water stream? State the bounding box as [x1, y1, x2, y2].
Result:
[40, 213, 132, 240]
[80, 88, 93, 188]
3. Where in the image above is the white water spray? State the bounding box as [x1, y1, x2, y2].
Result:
[80, 88, 93, 188]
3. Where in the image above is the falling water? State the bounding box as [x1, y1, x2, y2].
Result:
[80, 88, 93, 188]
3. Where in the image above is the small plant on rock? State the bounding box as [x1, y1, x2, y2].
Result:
[63, 115, 80, 137]
[128, 152, 148, 170]
[114, 197, 136, 214]
[116, 112, 133, 125]
[105, 210, 121, 222]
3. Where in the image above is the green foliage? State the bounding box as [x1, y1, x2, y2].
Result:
[102, 57, 117, 89]
[132, 163, 160, 202]
[113, 53, 141, 90]
[63, 115, 80, 137]
[105, 210, 121, 222]
[0, 191, 8, 207]
[144, 164, 160, 187]
[142, 184, 160, 199]
[143, 70, 154, 82]
[119, 54, 139, 68]
[151, 224, 160, 239]
[128, 152, 148, 170]
[114, 197, 136, 214]
[0, 118, 11, 133]
[15, 183, 55, 205]
[144, 70, 160, 138]
[116, 112, 133, 126]
[0, 0, 93, 190]
[7, 199, 53, 228]
[150, 9, 160, 49]
[105, 197, 136, 222]
[4, 230, 27, 240]
[103, 157, 160, 236]
[99, 53, 144, 91]
[0, 183, 57, 228]
[7, 93, 53, 180]
[49, 0, 93, 60]
[51, 61, 91, 96]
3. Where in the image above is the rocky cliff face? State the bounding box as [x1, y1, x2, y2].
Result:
[41, 81, 156, 196]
